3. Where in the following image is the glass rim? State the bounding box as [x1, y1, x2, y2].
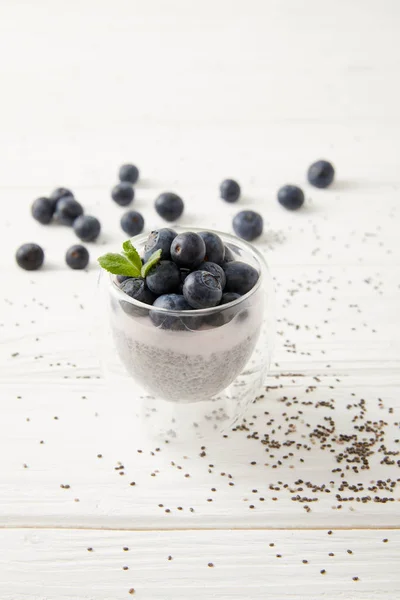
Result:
[107, 227, 268, 317]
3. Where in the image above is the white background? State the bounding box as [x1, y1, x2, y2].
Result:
[0, 1, 400, 598]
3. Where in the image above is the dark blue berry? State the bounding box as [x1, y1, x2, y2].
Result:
[205, 292, 242, 327]
[31, 197, 54, 224]
[73, 215, 101, 241]
[119, 164, 139, 184]
[143, 228, 177, 262]
[199, 231, 225, 264]
[307, 160, 335, 188]
[55, 197, 84, 226]
[146, 260, 180, 295]
[171, 232, 206, 268]
[150, 294, 197, 330]
[183, 270, 222, 309]
[65, 245, 89, 270]
[155, 192, 184, 222]
[220, 179, 241, 203]
[221, 292, 241, 304]
[232, 210, 263, 241]
[16, 243, 44, 271]
[277, 185, 304, 210]
[116, 275, 131, 285]
[198, 261, 226, 289]
[112, 182, 134, 206]
[120, 211, 144, 237]
[223, 261, 259, 295]
[49, 187, 73, 210]
[120, 278, 155, 305]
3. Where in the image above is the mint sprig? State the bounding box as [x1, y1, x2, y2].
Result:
[98, 239, 162, 279]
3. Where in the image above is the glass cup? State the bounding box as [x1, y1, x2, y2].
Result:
[99, 228, 275, 441]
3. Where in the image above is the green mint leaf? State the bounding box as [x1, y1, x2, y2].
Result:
[122, 240, 142, 272]
[98, 253, 141, 277]
[141, 249, 162, 278]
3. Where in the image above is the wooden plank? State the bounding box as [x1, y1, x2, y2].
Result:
[0, 528, 399, 599]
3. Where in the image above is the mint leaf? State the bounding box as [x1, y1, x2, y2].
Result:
[141, 249, 162, 277]
[98, 253, 141, 277]
[122, 240, 142, 272]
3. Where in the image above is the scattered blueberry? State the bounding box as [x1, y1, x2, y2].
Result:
[155, 192, 184, 222]
[16, 243, 44, 271]
[65, 245, 89, 270]
[199, 231, 225, 264]
[307, 160, 335, 188]
[220, 179, 241, 203]
[73, 215, 101, 241]
[31, 197, 54, 224]
[223, 261, 259, 295]
[112, 182, 134, 206]
[120, 278, 155, 305]
[143, 228, 177, 262]
[119, 164, 139, 184]
[183, 270, 222, 308]
[146, 260, 180, 295]
[232, 210, 263, 241]
[277, 185, 305, 210]
[55, 197, 84, 226]
[198, 261, 226, 289]
[49, 187, 74, 210]
[150, 294, 197, 330]
[171, 232, 206, 268]
[221, 292, 241, 304]
[120, 211, 144, 237]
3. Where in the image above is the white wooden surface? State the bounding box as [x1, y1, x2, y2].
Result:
[1, 0, 400, 598]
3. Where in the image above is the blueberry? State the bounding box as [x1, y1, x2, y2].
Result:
[116, 275, 131, 285]
[171, 232, 206, 268]
[232, 210, 263, 241]
[143, 228, 177, 262]
[307, 160, 335, 188]
[220, 179, 241, 203]
[120, 278, 155, 305]
[65, 245, 89, 270]
[199, 231, 225, 264]
[49, 187, 73, 210]
[205, 292, 242, 327]
[55, 196, 84, 226]
[183, 270, 222, 309]
[146, 260, 180, 295]
[223, 261, 259, 295]
[73, 215, 101, 241]
[111, 182, 134, 206]
[119, 164, 139, 184]
[31, 197, 54, 224]
[198, 261, 226, 289]
[120, 211, 144, 236]
[177, 269, 190, 294]
[16, 243, 44, 271]
[221, 292, 241, 304]
[150, 294, 197, 330]
[155, 192, 184, 222]
[223, 245, 235, 263]
[277, 185, 305, 210]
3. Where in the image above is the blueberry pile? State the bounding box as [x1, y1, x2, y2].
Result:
[99, 229, 259, 330]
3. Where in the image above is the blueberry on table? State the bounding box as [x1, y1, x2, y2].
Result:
[49, 187, 74, 209]
[197, 261, 226, 289]
[220, 179, 241, 203]
[171, 232, 206, 268]
[143, 228, 177, 262]
[183, 270, 222, 309]
[199, 231, 225, 264]
[119, 163, 139, 184]
[112, 182, 134, 206]
[277, 185, 305, 210]
[55, 197, 84, 226]
[120, 211, 144, 236]
[150, 294, 195, 330]
[223, 261, 259, 295]
[155, 192, 184, 222]
[65, 245, 89, 270]
[73, 215, 101, 241]
[307, 160, 335, 188]
[31, 197, 54, 224]
[232, 210, 263, 241]
[146, 260, 180, 295]
[120, 278, 155, 305]
[16, 243, 44, 271]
